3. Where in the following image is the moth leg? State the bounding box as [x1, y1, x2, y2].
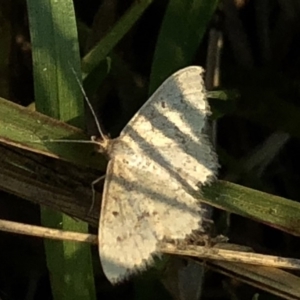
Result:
[88, 175, 106, 215]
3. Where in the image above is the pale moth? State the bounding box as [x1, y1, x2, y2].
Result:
[97, 66, 218, 283]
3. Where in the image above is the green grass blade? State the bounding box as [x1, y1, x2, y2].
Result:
[83, 57, 111, 96]
[81, 0, 153, 76]
[202, 181, 300, 236]
[26, 0, 96, 299]
[149, 0, 219, 94]
[0, 97, 106, 170]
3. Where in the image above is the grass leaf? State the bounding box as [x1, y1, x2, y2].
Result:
[82, 0, 153, 76]
[27, 0, 96, 299]
[149, 0, 219, 94]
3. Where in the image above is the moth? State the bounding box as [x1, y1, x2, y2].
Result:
[97, 66, 218, 283]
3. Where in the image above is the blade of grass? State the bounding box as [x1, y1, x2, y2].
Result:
[202, 181, 300, 237]
[0, 97, 106, 170]
[149, 0, 219, 94]
[0, 143, 100, 227]
[26, 0, 96, 299]
[81, 0, 153, 76]
[82, 57, 111, 96]
[208, 261, 300, 300]
[81, 0, 154, 109]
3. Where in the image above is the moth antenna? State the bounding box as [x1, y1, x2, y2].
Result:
[69, 65, 108, 142]
[37, 139, 100, 145]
